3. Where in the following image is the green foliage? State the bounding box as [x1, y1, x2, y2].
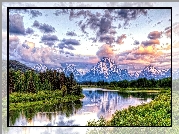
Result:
[87, 91, 171, 126]
[80, 77, 171, 89]
[9, 69, 83, 96]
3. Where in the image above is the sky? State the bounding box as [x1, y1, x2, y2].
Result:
[7, 8, 173, 73]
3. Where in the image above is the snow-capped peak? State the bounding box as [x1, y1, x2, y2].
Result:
[143, 65, 160, 75]
[33, 64, 48, 72]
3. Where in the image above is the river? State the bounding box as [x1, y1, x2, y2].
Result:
[10, 88, 159, 126]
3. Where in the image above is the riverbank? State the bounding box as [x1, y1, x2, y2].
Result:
[87, 90, 171, 126]
[81, 85, 167, 93]
[9, 90, 84, 111]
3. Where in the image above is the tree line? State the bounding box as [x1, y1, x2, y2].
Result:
[80, 77, 171, 88]
[9, 69, 82, 96]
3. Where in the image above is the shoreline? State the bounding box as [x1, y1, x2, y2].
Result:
[82, 87, 162, 93]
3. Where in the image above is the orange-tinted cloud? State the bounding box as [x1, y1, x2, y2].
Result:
[96, 44, 114, 59]
[26, 41, 35, 49]
[141, 39, 160, 46]
[147, 31, 162, 39]
[133, 45, 162, 56]
[9, 36, 19, 42]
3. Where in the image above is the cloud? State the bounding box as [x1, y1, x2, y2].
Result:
[22, 43, 30, 49]
[58, 43, 76, 50]
[9, 36, 20, 51]
[30, 10, 42, 18]
[41, 34, 59, 46]
[96, 44, 114, 59]
[114, 43, 165, 69]
[99, 17, 111, 34]
[141, 39, 160, 46]
[33, 20, 40, 27]
[65, 51, 74, 56]
[39, 23, 56, 33]
[133, 40, 140, 45]
[45, 41, 55, 46]
[17, 45, 61, 67]
[116, 34, 126, 45]
[41, 34, 59, 41]
[109, 29, 117, 34]
[53, 9, 69, 16]
[86, 14, 100, 30]
[9, 14, 25, 35]
[99, 34, 115, 44]
[26, 41, 35, 49]
[133, 45, 162, 56]
[25, 28, 34, 34]
[147, 31, 162, 39]
[117, 9, 148, 26]
[61, 39, 80, 46]
[66, 31, 77, 36]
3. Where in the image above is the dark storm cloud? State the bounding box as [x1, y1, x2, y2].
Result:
[99, 34, 115, 44]
[109, 29, 117, 34]
[30, 10, 42, 18]
[61, 39, 80, 46]
[22, 43, 30, 49]
[41, 35, 59, 42]
[117, 9, 148, 26]
[86, 14, 100, 30]
[25, 28, 34, 35]
[133, 40, 140, 45]
[41, 34, 59, 46]
[148, 31, 162, 39]
[104, 9, 112, 19]
[58, 43, 76, 50]
[74, 9, 87, 18]
[141, 39, 160, 46]
[32, 20, 40, 27]
[116, 34, 127, 45]
[44, 41, 55, 46]
[99, 17, 111, 34]
[65, 51, 74, 56]
[9, 14, 25, 35]
[89, 37, 97, 43]
[39, 23, 56, 33]
[80, 24, 87, 34]
[66, 31, 77, 36]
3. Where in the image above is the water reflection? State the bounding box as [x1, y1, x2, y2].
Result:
[9, 88, 159, 126]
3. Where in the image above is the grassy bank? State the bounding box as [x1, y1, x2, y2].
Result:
[87, 90, 171, 126]
[82, 85, 168, 92]
[9, 90, 84, 111]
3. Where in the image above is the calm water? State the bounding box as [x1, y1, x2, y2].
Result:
[10, 88, 159, 126]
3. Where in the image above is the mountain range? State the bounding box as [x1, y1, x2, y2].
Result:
[8, 57, 173, 82]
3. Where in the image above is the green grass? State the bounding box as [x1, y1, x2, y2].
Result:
[9, 90, 84, 111]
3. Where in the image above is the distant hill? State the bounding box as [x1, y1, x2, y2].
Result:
[9, 60, 32, 72]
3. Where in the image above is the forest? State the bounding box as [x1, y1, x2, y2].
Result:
[80, 77, 171, 89]
[9, 69, 82, 96]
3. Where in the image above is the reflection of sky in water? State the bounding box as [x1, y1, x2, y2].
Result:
[12, 88, 156, 126]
